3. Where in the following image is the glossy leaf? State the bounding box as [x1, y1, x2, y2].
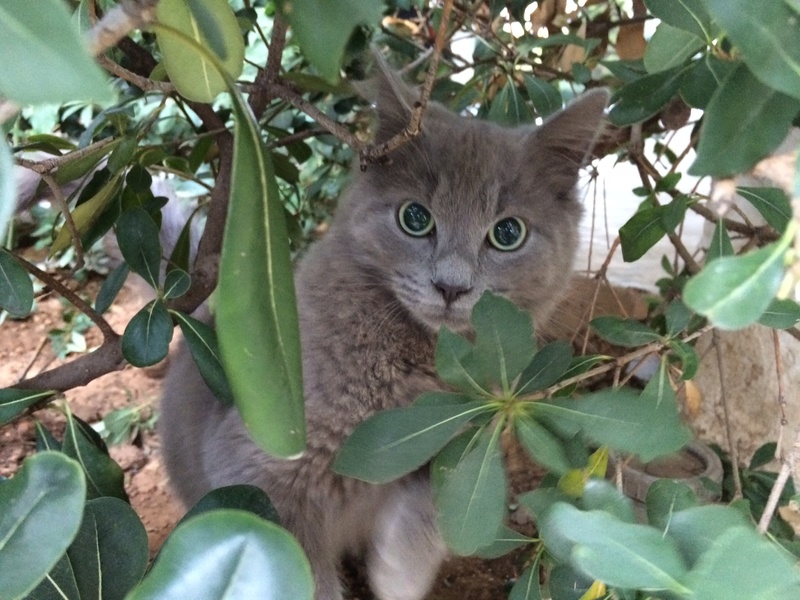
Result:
[579, 478, 636, 523]
[533, 386, 692, 461]
[590, 316, 662, 347]
[706, 218, 733, 262]
[173, 311, 234, 404]
[704, 0, 800, 99]
[279, 0, 383, 82]
[217, 72, 305, 459]
[538, 504, 690, 592]
[50, 172, 123, 255]
[758, 298, 800, 329]
[684, 233, 792, 330]
[180, 485, 280, 526]
[645, 479, 698, 531]
[334, 399, 488, 484]
[35, 419, 61, 452]
[122, 299, 174, 367]
[509, 558, 543, 600]
[0, 452, 85, 599]
[644, 0, 712, 40]
[691, 64, 800, 177]
[643, 24, 705, 73]
[116, 207, 163, 288]
[0, 388, 55, 424]
[489, 80, 533, 125]
[62, 411, 127, 501]
[619, 196, 686, 262]
[129, 511, 313, 600]
[737, 186, 792, 233]
[95, 263, 129, 314]
[0, 0, 112, 105]
[436, 424, 507, 555]
[46, 497, 148, 600]
[155, 0, 245, 102]
[515, 415, 571, 474]
[0, 248, 34, 317]
[517, 340, 572, 394]
[685, 526, 800, 598]
[163, 268, 190, 299]
[523, 75, 562, 117]
[609, 67, 686, 126]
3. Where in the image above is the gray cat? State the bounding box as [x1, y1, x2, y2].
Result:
[159, 67, 608, 600]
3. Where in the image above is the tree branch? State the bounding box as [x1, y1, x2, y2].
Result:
[249, 15, 288, 118]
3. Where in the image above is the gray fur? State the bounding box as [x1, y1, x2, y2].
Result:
[159, 70, 608, 600]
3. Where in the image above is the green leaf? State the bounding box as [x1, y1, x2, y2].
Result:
[737, 187, 792, 233]
[644, 23, 705, 73]
[279, 0, 383, 83]
[666, 299, 692, 335]
[167, 212, 195, 273]
[685, 526, 800, 598]
[579, 479, 636, 523]
[750, 442, 778, 469]
[0, 141, 14, 241]
[706, 218, 734, 262]
[590, 316, 662, 347]
[173, 311, 234, 404]
[489, 79, 533, 125]
[690, 64, 800, 177]
[665, 505, 751, 566]
[0, 388, 55, 424]
[435, 328, 487, 395]
[35, 419, 61, 452]
[163, 268, 190, 299]
[509, 557, 543, 600]
[523, 75, 562, 117]
[683, 231, 792, 330]
[538, 504, 690, 592]
[515, 415, 571, 474]
[644, 0, 713, 40]
[517, 340, 572, 394]
[436, 424, 507, 555]
[609, 67, 686, 126]
[0, 248, 34, 317]
[47, 497, 149, 600]
[116, 207, 163, 288]
[0, 452, 85, 599]
[155, 0, 245, 103]
[619, 196, 686, 262]
[703, 0, 800, 99]
[470, 291, 537, 392]
[518, 487, 573, 523]
[129, 511, 313, 600]
[758, 298, 800, 329]
[547, 564, 595, 600]
[122, 299, 174, 367]
[474, 525, 531, 559]
[334, 399, 488, 484]
[533, 386, 692, 461]
[645, 479, 698, 530]
[179, 485, 280, 526]
[0, 0, 112, 105]
[668, 339, 699, 380]
[217, 69, 306, 459]
[95, 263, 130, 314]
[54, 139, 120, 185]
[62, 411, 127, 501]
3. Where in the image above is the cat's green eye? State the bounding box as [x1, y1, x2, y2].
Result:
[398, 201, 435, 237]
[488, 217, 527, 251]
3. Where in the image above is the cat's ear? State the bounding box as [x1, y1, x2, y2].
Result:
[526, 88, 609, 190]
[365, 53, 418, 142]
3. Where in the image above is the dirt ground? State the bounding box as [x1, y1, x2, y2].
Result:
[0, 274, 545, 600]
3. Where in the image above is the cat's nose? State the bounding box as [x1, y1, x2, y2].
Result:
[433, 280, 472, 305]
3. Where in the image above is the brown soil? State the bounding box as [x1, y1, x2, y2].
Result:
[0, 275, 543, 600]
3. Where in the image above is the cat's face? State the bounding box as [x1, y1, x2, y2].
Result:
[337, 78, 608, 334]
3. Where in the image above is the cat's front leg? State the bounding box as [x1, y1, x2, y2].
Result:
[367, 475, 447, 600]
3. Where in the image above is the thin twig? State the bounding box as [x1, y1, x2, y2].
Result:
[772, 329, 788, 458]
[16, 138, 116, 175]
[96, 54, 175, 93]
[250, 14, 288, 118]
[17, 337, 49, 382]
[86, 0, 159, 56]
[712, 330, 743, 500]
[758, 427, 800, 534]
[360, 0, 455, 164]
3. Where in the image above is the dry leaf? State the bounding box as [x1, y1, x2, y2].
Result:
[558, 20, 587, 72]
[530, 0, 556, 30]
[778, 501, 800, 536]
[616, 0, 646, 60]
[681, 379, 703, 419]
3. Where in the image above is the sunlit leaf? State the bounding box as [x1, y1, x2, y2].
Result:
[0, 0, 112, 105]
[0, 248, 34, 317]
[436, 424, 507, 555]
[335, 399, 488, 484]
[0, 452, 85, 599]
[129, 511, 313, 600]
